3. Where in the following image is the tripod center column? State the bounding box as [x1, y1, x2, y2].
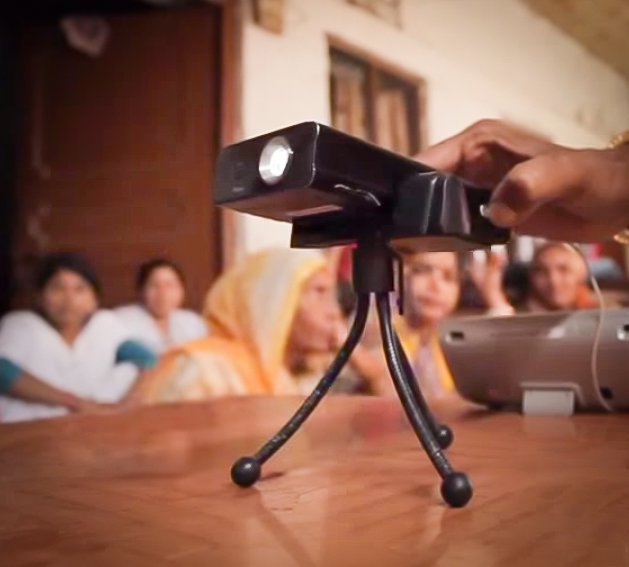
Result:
[352, 235, 395, 294]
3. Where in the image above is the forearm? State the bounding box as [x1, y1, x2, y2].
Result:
[7, 373, 85, 411]
[483, 291, 514, 313]
[119, 369, 154, 405]
[485, 302, 516, 317]
[114, 341, 158, 405]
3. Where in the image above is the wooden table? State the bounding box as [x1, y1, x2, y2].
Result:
[1, 396, 628, 566]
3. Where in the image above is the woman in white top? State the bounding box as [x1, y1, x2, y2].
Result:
[0, 253, 157, 423]
[115, 258, 207, 354]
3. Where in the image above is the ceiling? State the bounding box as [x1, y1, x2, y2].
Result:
[523, 0, 629, 80]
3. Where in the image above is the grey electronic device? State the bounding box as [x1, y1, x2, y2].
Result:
[440, 308, 629, 413]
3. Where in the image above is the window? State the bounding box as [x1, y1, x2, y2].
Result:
[329, 44, 425, 155]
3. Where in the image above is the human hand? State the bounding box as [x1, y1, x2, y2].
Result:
[72, 399, 123, 414]
[415, 119, 557, 187]
[469, 251, 511, 310]
[416, 120, 629, 242]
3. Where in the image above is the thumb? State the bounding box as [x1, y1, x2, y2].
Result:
[486, 150, 582, 228]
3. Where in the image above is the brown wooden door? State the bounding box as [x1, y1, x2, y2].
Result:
[13, 6, 222, 309]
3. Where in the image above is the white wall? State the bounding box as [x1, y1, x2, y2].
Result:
[234, 0, 629, 255]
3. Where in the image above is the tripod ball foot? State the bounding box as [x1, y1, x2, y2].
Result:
[435, 424, 454, 449]
[441, 472, 473, 508]
[231, 456, 261, 487]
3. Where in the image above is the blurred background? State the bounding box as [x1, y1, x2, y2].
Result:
[1, 0, 628, 314]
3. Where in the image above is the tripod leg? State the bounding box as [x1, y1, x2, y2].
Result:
[375, 293, 472, 508]
[231, 293, 370, 488]
[393, 333, 454, 449]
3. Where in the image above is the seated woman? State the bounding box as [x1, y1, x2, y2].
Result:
[475, 242, 596, 314]
[116, 258, 207, 354]
[0, 253, 157, 422]
[395, 252, 462, 400]
[141, 248, 385, 403]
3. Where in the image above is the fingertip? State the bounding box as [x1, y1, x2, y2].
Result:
[487, 202, 519, 227]
[488, 163, 540, 227]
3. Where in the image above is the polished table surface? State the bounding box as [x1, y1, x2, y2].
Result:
[1, 395, 628, 567]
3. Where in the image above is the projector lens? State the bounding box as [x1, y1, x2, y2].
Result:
[259, 136, 293, 185]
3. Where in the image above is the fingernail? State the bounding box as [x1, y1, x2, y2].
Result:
[487, 202, 518, 227]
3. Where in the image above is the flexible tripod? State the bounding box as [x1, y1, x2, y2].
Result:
[231, 234, 472, 508]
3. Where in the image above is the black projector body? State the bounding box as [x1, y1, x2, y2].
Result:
[214, 122, 509, 252]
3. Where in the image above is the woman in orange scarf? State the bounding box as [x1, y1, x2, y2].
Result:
[141, 249, 368, 402]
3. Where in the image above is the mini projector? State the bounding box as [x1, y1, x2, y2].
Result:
[214, 122, 509, 252]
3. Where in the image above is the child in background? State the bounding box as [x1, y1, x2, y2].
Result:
[396, 252, 462, 399]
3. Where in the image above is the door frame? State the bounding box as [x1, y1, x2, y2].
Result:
[213, 0, 243, 270]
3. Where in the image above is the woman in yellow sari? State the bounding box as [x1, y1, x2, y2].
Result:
[141, 248, 380, 403]
[395, 252, 460, 399]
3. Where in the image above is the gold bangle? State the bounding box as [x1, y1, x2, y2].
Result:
[609, 131, 629, 244]
[608, 130, 629, 149]
[614, 229, 629, 245]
